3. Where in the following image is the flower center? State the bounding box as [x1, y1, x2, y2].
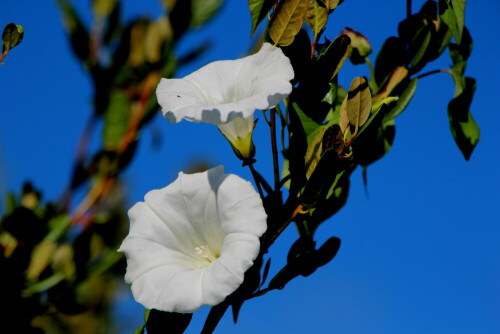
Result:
[195, 244, 217, 263]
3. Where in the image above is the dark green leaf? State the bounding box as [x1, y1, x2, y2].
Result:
[281, 29, 311, 85]
[202, 302, 230, 334]
[449, 27, 472, 76]
[103, 0, 121, 45]
[374, 37, 407, 85]
[448, 77, 479, 160]
[353, 115, 396, 167]
[170, 0, 192, 41]
[248, 0, 275, 36]
[268, 263, 301, 290]
[316, 34, 351, 81]
[57, 0, 92, 65]
[2, 23, 24, 52]
[408, 26, 432, 73]
[146, 310, 192, 334]
[303, 170, 350, 233]
[315, 237, 341, 267]
[260, 258, 272, 287]
[2, 207, 45, 244]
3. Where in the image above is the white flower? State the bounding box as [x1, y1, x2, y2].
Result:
[118, 166, 267, 313]
[156, 42, 294, 125]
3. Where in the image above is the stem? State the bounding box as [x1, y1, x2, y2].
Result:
[417, 69, 452, 79]
[248, 286, 273, 300]
[263, 203, 303, 250]
[407, 0, 412, 18]
[247, 162, 265, 200]
[365, 57, 375, 80]
[270, 108, 280, 191]
[0, 50, 8, 63]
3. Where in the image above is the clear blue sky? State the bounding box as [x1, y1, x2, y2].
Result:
[1, 1, 499, 333]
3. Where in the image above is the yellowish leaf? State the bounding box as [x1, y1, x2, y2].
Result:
[339, 95, 349, 135]
[269, 0, 310, 47]
[373, 66, 408, 100]
[346, 77, 371, 134]
[26, 242, 57, 282]
[305, 126, 328, 179]
[306, 1, 328, 43]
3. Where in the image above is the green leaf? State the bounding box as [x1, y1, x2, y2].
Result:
[385, 77, 418, 120]
[439, 0, 466, 44]
[133, 325, 145, 334]
[449, 27, 472, 76]
[374, 37, 406, 85]
[202, 302, 230, 334]
[4, 192, 17, 214]
[448, 76, 479, 160]
[408, 25, 432, 73]
[2, 23, 24, 52]
[268, 0, 309, 46]
[317, 34, 351, 81]
[248, 0, 275, 36]
[293, 101, 321, 139]
[102, 90, 130, 150]
[315, 237, 341, 267]
[43, 215, 71, 243]
[346, 77, 371, 134]
[56, 0, 92, 65]
[92, 0, 117, 16]
[260, 258, 272, 288]
[317, 0, 345, 12]
[190, 0, 223, 28]
[305, 1, 328, 43]
[23, 272, 66, 295]
[451, 0, 466, 43]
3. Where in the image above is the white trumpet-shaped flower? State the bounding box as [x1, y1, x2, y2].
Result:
[156, 43, 294, 124]
[118, 166, 267, 313]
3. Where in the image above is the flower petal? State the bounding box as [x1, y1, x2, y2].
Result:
[119, 166, 268, 313]
[156, 43, 294, 125]
[132, 265, 204, 313]
[216, 173, 267, 237]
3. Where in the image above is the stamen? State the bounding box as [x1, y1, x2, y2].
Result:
[195, 244, 217, 262]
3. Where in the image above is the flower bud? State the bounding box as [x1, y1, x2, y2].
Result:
[342, 27, 372, 64]
[217, 116, 256, 161]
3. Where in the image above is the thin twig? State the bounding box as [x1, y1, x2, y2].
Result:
[407, 0, 412, 18]
[263, 203, 304, 249]
[270, 108, 280, 191]
[247, 162, 265, 200]
[417, 69, 452, 79]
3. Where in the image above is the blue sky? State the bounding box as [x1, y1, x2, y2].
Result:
[1, 1, 499, 333]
